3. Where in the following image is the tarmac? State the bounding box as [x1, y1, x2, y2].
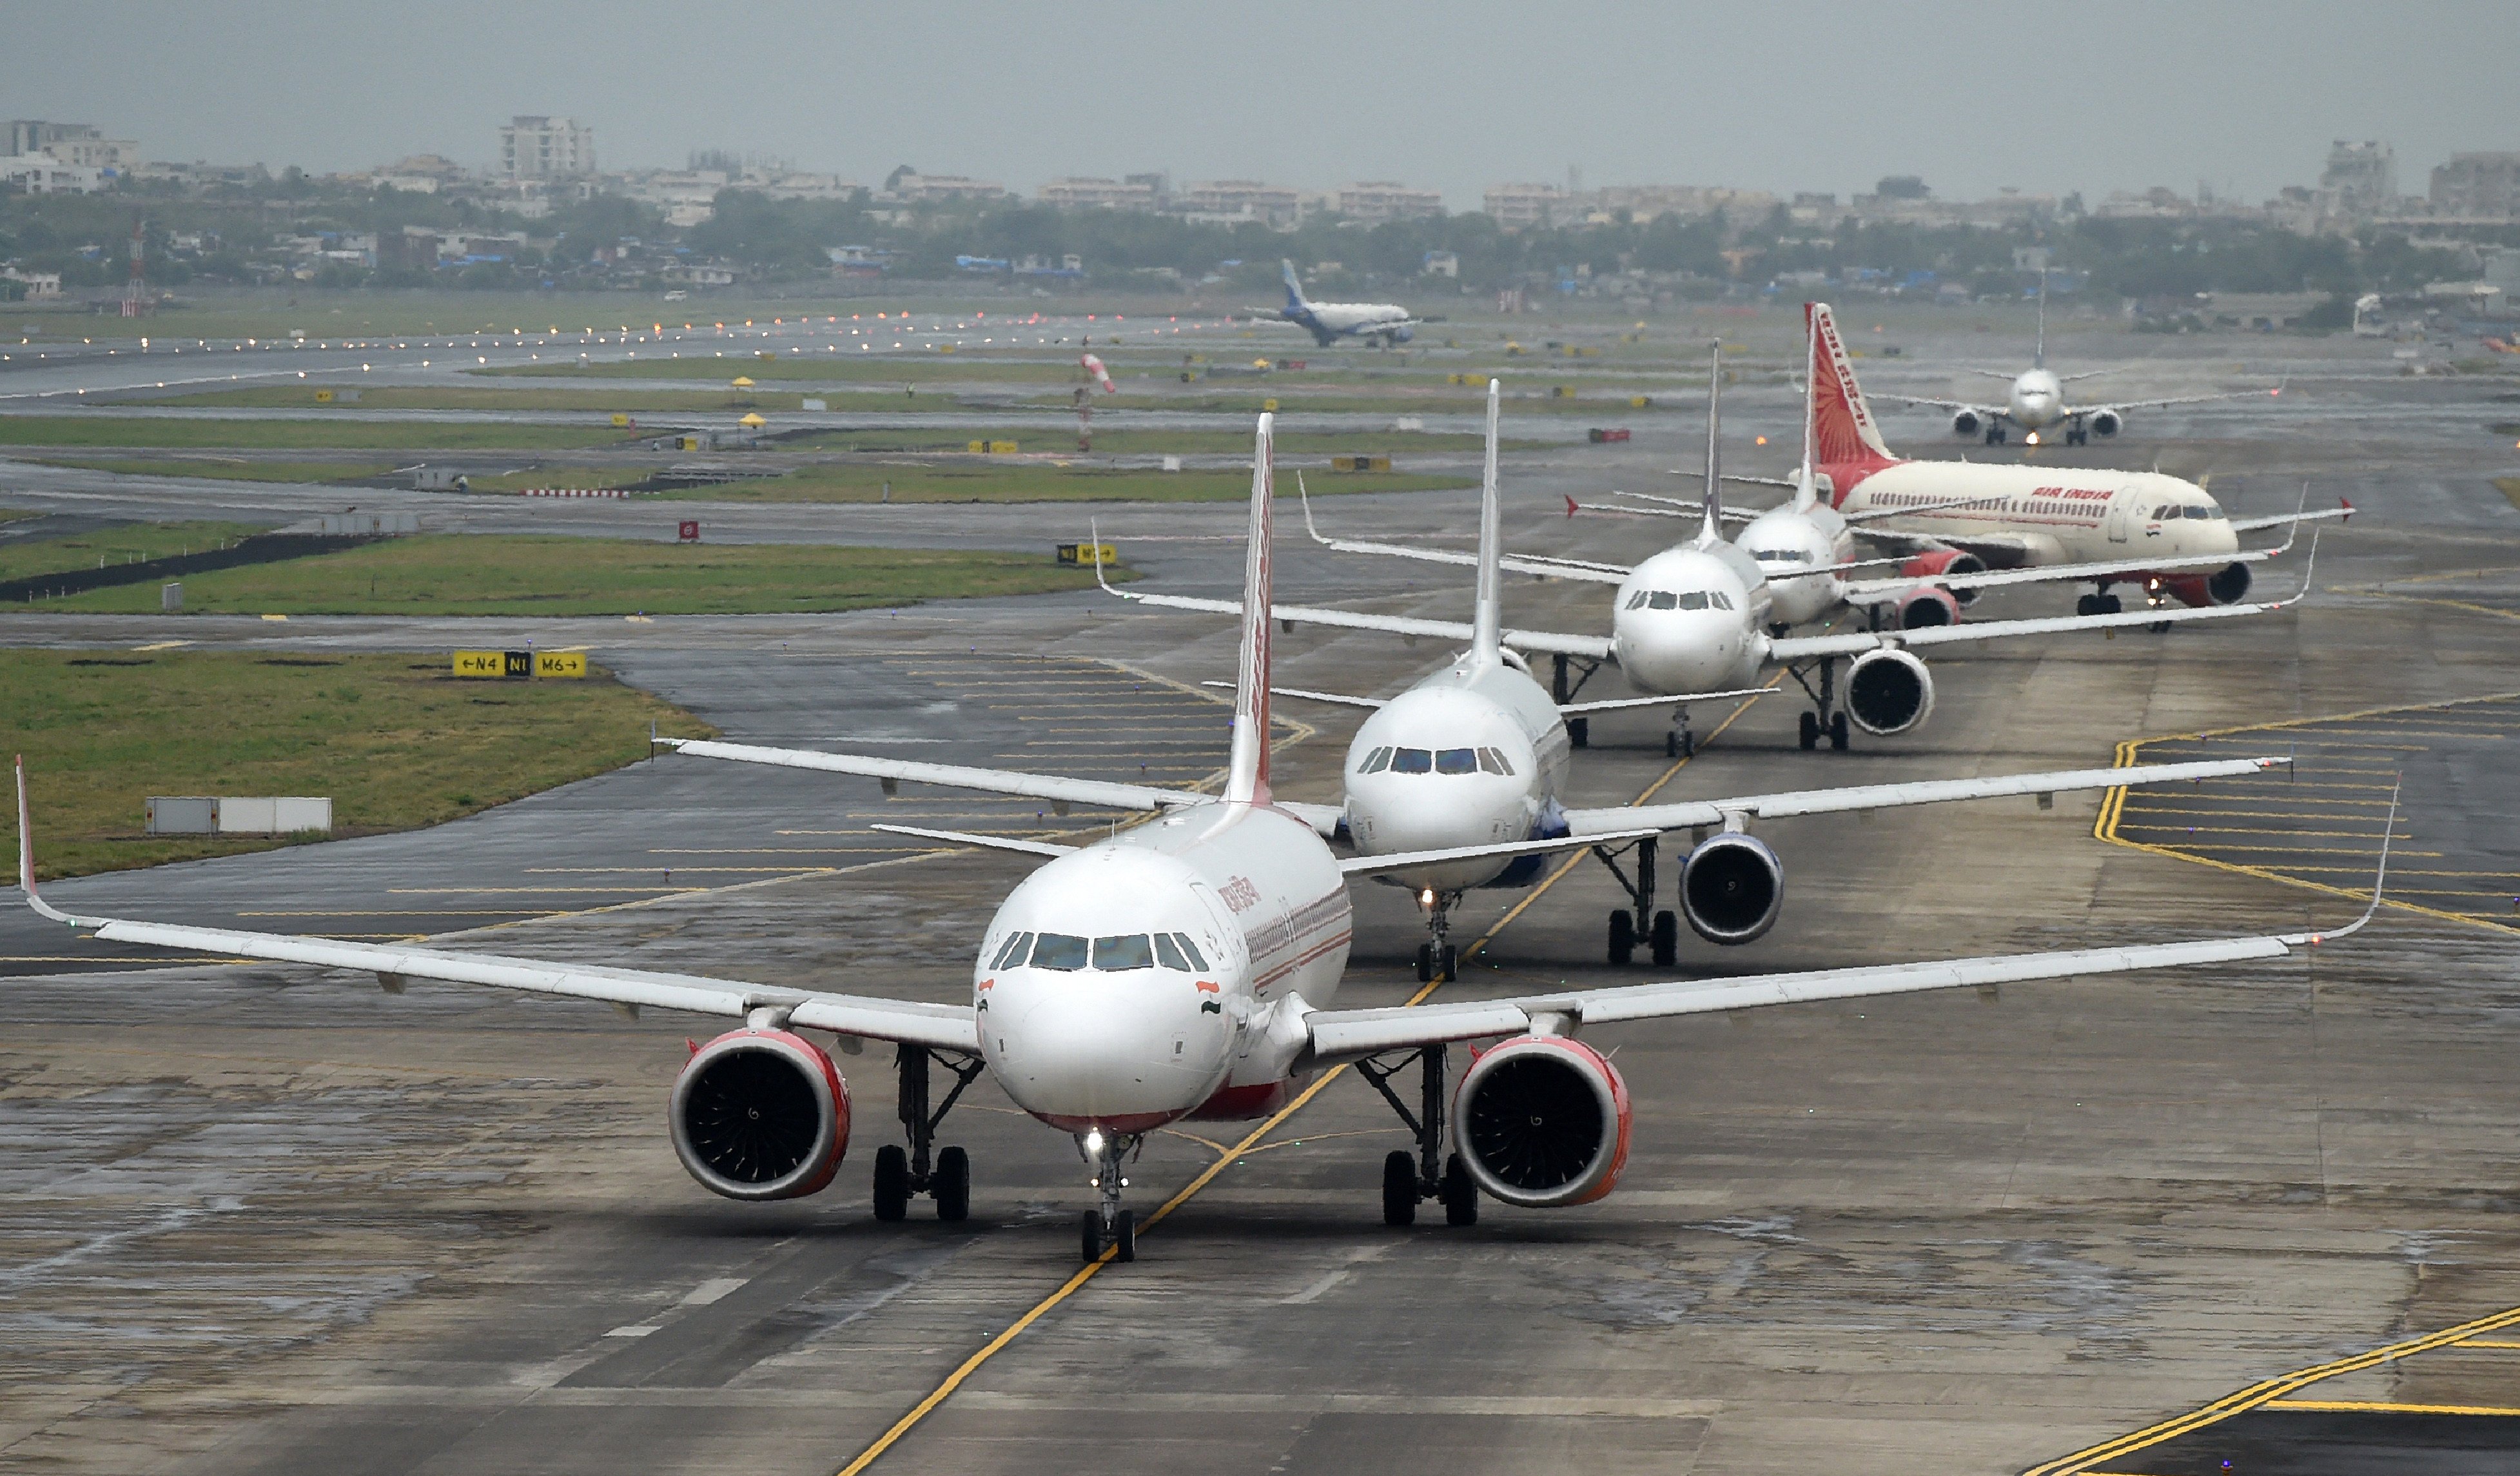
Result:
[2, 317, 2517, 1475]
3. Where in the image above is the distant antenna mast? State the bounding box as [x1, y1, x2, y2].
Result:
[121, 215, 148, 319]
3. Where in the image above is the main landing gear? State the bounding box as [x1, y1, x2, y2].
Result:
[874, 1043, 986, 1223]
[1787, 656, 1851, 753]
[1985, 424, 2009, 446]
[1552, 654, 1603, 750]
[2075, 591, 2124, 617]
[1415, 888, 1460, 983]
[1077, 1130, 1140, 1263]
[1592, 834, 1679, 967]
[1360, 1043, 1478, 1228]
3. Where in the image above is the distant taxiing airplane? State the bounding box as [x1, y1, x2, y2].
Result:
[1252, 259, 1428, 348]
[1878, 280, 2279, 446]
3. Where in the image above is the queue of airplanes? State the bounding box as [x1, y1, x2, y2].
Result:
[10, 300, 2381, 1264]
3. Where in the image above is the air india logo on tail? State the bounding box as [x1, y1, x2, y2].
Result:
[1804, 302, 1898, 474]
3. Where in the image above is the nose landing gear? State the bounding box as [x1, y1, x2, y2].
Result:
[875, 1043, 986, 1223]
[1077, 1130, 1141, 1263]
[1666, 705, 1695, 758]
[1415, 889, 1461, 982]
[1360, 1043, 1480, 1228]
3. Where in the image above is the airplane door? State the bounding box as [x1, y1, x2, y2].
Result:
[2104, 493, 2133, 545]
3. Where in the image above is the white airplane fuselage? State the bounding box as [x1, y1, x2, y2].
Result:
[1827, 461, 2238, 570]
[1608, 542, 1775, 698]
[1285, 299, 1414, 346]
[1342, 658, 1573, 893]
[2007, 368, 2066, 431]
[1735, 502, 1858, 627]
[975, 802, 1351, 1136]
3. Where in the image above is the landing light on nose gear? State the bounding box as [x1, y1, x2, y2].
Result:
[1416, 887, 1459, 982]
[1077, 1129, 1141, 1263]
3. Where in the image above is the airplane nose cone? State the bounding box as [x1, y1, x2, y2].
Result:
[1613, 609, 1746, 694]
[985, 973, 1230, 1132]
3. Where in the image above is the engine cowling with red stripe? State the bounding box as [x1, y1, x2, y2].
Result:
[2149, 562, 2254, 609]
[1897, 548, 1985, 609]
[670, 1027, 851, 1201]
[1452, 1034, 1632, 1207]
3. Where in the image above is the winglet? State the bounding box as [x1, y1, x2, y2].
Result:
[2338, 495, 2353, 522]
[1298, 471, 1330, 546]
[2280, 777, 2397, 946]
[1223, 415, 1275, 807]
[1088, 517, 1135, 601]
[2279, 528, 2321, 605]
[1564, 493, 1578, 518]
[15, 756, 77, 926]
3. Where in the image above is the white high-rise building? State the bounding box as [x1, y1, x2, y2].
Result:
[499, 116, 595, 181]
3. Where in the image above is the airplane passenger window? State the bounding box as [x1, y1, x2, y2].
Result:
[1436, 749, 1479, 775]
[1029, 932, 1089, 970]
[1093, 934, 1155, 970]
[1172, 932, 1210, 970]
[1390, 748, 1433, 773]
[1153, 932, 1189, 970]
[990, 931, 1032, 969]
[1359, 746, 1392, 774]
[1677, 591, 1709, 610]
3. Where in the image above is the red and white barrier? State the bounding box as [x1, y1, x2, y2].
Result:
[515, 487, 632, 499]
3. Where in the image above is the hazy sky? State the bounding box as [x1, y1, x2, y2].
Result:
[6, 1, 2513, 208]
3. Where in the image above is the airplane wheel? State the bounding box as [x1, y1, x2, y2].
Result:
[1439, 945, 1458, 981]
[1414, 944, 1434, 983]
[933, 1145, 970, 1223]
[1799, 711, 1820, 750]
[2151, 620, 2172, 634]
[1383, 1150, 1418, 1226]
[1080, 1210, 1104, 1263]
[1442, 1154, 1480, 1226]
[1113, 1210, 1137, 1263]
[1829, 713, 1851, 751]
[1665, 732, 1678, 758]
[1567, 717, 1589, 749]
[873, 1145, 910, 1222]
[2100, 595, 2122, 615]
[1607, 910, 1636, 965]
[2076, 594, 2098, 617]
[1650, 910, 1678, 968]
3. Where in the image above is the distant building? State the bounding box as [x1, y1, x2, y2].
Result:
[499, 116, 595, 181]
[1178, 180, 1302, 228]
[1335, 181, 1442, 224]
[2321, 140, 2397, 213]
[887, 172, 1006, 203]
[1037, 177, 1158, 211]
[0, 153, 103, 193]
[1482, 182, 1568, 230]
[2432, 153, 2520, 221]
[6, 121, 136, 173]
[1588, 184, 1775, 223]
[1, 268, 63, 297]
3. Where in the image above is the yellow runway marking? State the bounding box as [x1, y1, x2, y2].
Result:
[829, 687, 1775, 1476]
[2457, 1339, 2520, 1349]
[2261, 1399, 2520, 1415]
[2024, 1303, 2520, 1474]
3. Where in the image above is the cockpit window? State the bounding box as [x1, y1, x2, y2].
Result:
[2190, 505, 2218, 519]
[1476, 747, 1514, 776]
[1153, 932, 1189, 971]
[989, 931, 1033, 970]
[1358, 745, 1392, 774]
[1435, 748, 1479, 775]
[1624, 591, 1648, 610]
[1093, 934, 1155, 970]
[1172, 932, 1210, 970]
[1389, 747, 1433, 774]
[1713, 591, 1735, 611]
[1028, 933, 1089, 970]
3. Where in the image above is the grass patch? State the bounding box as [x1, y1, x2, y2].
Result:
[770, 427, 1509, 455]
[636, 464, 1471, 504]
[0, 415, 641, 453]
[31, 533, 1130, 616]
[482, 354, 1088, 385]
[1128, 391, 1681, 417]
[2496, 477, 2520, 511]
[3, 649, 711, 880]
[0, 507, 39, 526]
[137, 384, 930, 415]
[24, 456, 395, 484]
[0, 520, 270, 584]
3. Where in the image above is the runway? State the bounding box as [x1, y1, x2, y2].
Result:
[3, 317, 2519, 1474]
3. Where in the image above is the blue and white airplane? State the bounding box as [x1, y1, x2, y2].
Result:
[1254, 259, 1425, 348]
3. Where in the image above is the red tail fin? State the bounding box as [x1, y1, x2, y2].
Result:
[1804, 302, 1897, 470]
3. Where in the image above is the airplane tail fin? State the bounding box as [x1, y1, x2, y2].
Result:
[1804, 302, 1899, 472]
[1224, 414, 1276, 806]
[1696, 342, 1725, 548]
[1469, 379, 1503, 664]
[1280, 259, 1307, 312]
[2033, 274, 2048, 370]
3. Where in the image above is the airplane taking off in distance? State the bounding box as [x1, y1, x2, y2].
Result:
[1789, 301, 2347, 618]
[13, 414, 2388, 1263]
[1252, 259, 1427, 348]
[1874, 280, 2282, 446]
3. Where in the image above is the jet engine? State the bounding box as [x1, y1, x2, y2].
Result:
[1679, 831, 1783, 945]
[2152, 562, 2253, 608]
[2088, 409, 2123, 438]
[1845, 647, 1936, 736]
[670, 1026, 851, 1201]
[1892, 585, 1962, 629]
[1949, 409, 1983, 438]
[1452, 1035, 1632, 1208]
[1897, 549, 1985, 608]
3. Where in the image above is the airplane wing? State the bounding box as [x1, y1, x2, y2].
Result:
[1338, 827, 1663, 879]
[14, 762, 979, 1052]
[665, 738, 1347, 837]
[1093, 558, 1615, 660]
[1299, 482, 1631, 584]
[2066, 384, 2282, 417]
[1875, 392, 2006, 416]
[1220, 680, 1768, 718]
[1559, 754, 2289, 838]
[870, 824, 1079, 858]
[1841, 522, 2303, 602]
[2229, 498, 2352, 535]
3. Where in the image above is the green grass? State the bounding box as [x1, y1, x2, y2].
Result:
[0, 415, 641, 452]
[632, 464, 1471, 504]
[2496, 477, 2520, 511]
[28, 533, 1131, 616]
[25, 457, 395, 484]
[0, 507, 39, 526]
[137, 384, 933, 415]
[3, 649, 712, 880]
[769, 427, 1507, 455]
[482, 353, 1092, 384]
[0, 520, 270, 584]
